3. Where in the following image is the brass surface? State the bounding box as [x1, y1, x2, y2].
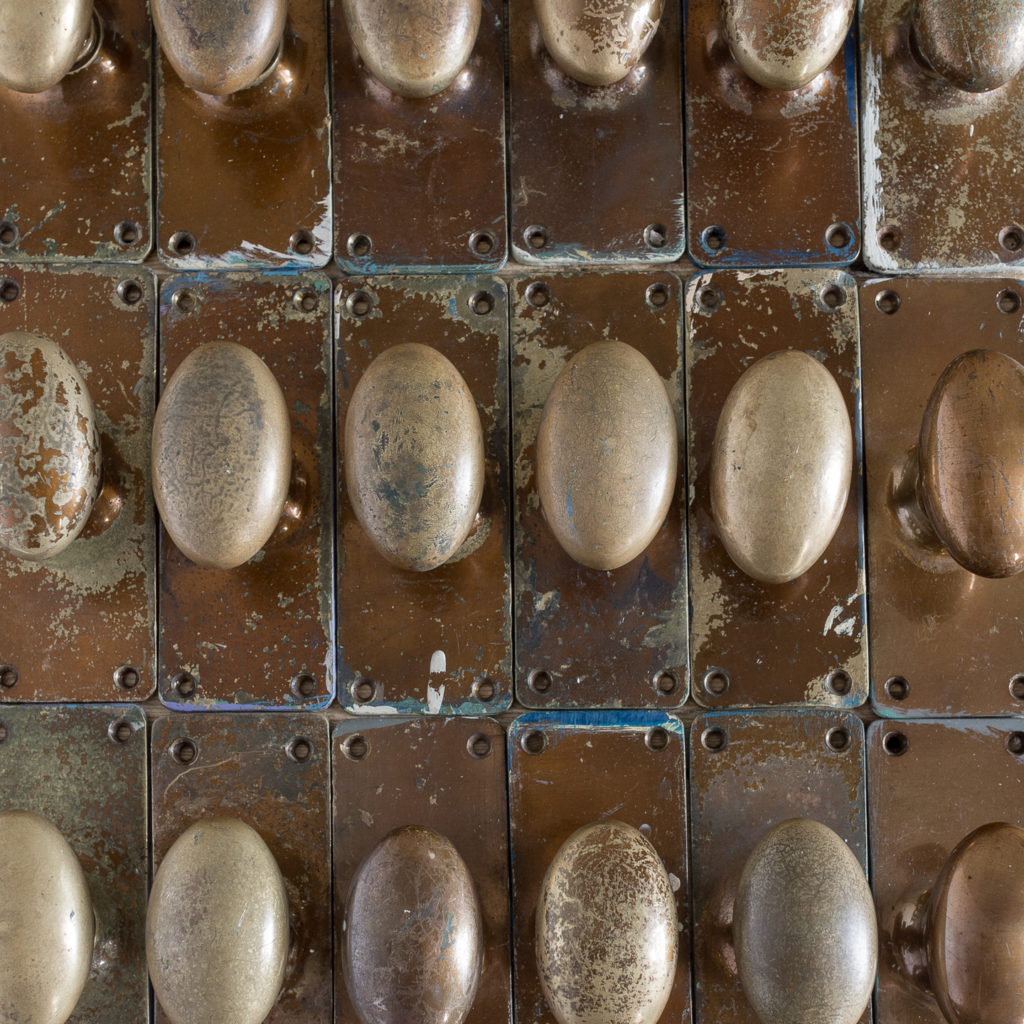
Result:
[0, 0, 95, 94]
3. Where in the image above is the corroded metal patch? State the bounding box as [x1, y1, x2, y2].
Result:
[333, 716, 511, 1024]
[512, 271, 687, 709]
[0, 265, 156, 702]
[158, 273, 333, 710]
[687, 269, 866, 708]
[335, 277, 511, 714]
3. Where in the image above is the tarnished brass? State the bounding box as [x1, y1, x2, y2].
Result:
[536, 820, 678, 1024]
[344, 826, 484, 1024]
[345, 343, 485, 573]
[536, 341, 677, 571]
[0, 0, 96, 94]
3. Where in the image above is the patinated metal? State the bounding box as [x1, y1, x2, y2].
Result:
[333, 717, 511, 1024]
[688, 269, 865, 708]
[860, 277, 1024, 716]
[508, 0, 683, 263]
[158, 273, 333, 710]
[332, 0, 505, 271]
[0, 0, 95, 94]
[513, 271, 687, 709]
[508, 712, 691, 1024]
[336, 277, 511, 714]
[151, 713, 331, 1024]
[690, 709, 869, 1024]
[0, 267, 155, 702]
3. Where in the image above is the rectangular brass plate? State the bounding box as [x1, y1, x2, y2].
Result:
[156, 0, 331, 268]
[333, 716, 511, 1024]
[0, 0, 152, 263]
[158, 272, 334, 710]
[860, 275, 1024, 716]
[0, 265, 156, 702]
[508, 711, 691, 1024]
[685, 0, 860, 267]
[508, 0, 685, 264]
[331, 0, 507, 272]
[690, 709, 869, 1024]
[335, 277, 511, 714]
[512, 271, 688, 709]
[0, 704, 148, 1024]
[686, 269, 866, 708]
[868, 718, 1024, 1024]
[860, 0, 1024, 272]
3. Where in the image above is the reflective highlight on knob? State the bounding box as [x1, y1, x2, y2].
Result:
[710, 350, 852, 584]
[537, 341, 677, 570]
[344, 825, 483, 1024]
[152, 342, 292, 570]
[536, 820, 678, 1024]
[0, 0, 96, 93]
[535, 0, 664, 86]
[342, 0, 482, 98]
[0, 810, 95, 1024]
[0, 331, 101, 562]
[146, 818, 289, 1024]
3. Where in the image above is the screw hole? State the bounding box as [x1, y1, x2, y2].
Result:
[520, 729, 546, 755]
[524, 224, 549, 250]
[290, 673, 316, 699]
[289, 229, 315, 256]
[702, 667, 730, 697]
[346, 290, 372, 318]
[1010, 674, 1024, 700]
[701, 726, 727, 752]
[114, 664, 139, 690]
[878, 225, 902, 253]
[347, 233, 372, 258]
[826, 222, 852, 250]
[997, 289, 1022, 315]
[108, 719, 134, 745]
[467, 733, 492, 759]
[701, 225, 727, 252]
[169, 231, 196, 257]
[525, 282, 551, 309]
[0, 279, 20, 303]
[826, 727, 851, 752]
[469, 230, 496, 257]
[113, 221, 141, 248]
[286, 736, 312, 763]
[528, 669, 552, 694]
[117, 279, 143, 306]
[171, 671, 196, 698]
[653, 669, 679, 696]
[875, 289, 901, 315]
[471, 677, 495, 703]
[171, 288, 196, 313]
[342, 734, 369, 761]
[645, 283, 670, 310]
[470, 290, 494, 316]
[644, 222, 668, 249]
[999, 225, 1024, 253]
[820, 284, 847, 310]
[826, 669, 852, 696]
[351, 678, 376, 704]
[1008, 732, 1024, 756]
[883, 730, 909, 757]
[292, 289, 318, 313]
[0, 221, 18, 247]
[698, 284, 723, 314]
[645, 727, 669, 751]
[0, 665, 19, 690]
[170, 738, 197, 765]
[885, 676, 910, 701]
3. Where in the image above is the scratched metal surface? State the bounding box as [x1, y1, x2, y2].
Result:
[508, 711, 691, 1024]
[685, 0, 860, 267]
[860, 0, 1024, 272]
[0, 704, 148, 1024]
[686, 268, 867, 708]
[507, 0, 685, 264]
[155, 0, 331, 268]
[158, 272, 334, 710]
[331, 0, 507, 273]
[333, 716, 512, 1024]
[690, 709, 869, 1024]
[0, 265, 156, 702]
[859, 275, 1024, 716]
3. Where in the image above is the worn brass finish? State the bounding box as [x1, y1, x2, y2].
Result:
[0, 0, 95, 94]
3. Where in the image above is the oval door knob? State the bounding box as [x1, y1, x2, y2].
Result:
[0, 810, 95, 1024]
[0, 331, 102, 561]
[344, 825, 483, 1024]
[733, 819, 877, 1024]
[0, 0, 98, 94]
[152, 342, 292, 570]
[146, 818, 290, 1024]
[342, 0, 481, 98]
[345, 344, 485, 572]
[152, 0, 287, 95]
[536, 820, 678, 1024]
[537, 341, 677, 570]
[534, 0, 664, 86]
[911, 0, 1024, 92]
[710, 350, 852, 584]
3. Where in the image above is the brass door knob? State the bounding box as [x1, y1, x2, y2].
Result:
[0, 0, 102, 94]
[152, 0, 287, 95]
[0, 810, 96, 1024]
[710, 350, 853, 584]
[146, 818, 290, 1024]
[536, 820, 678, 1024]
[537, 341, 677, 570]
[343, 825, 484, 1024]
[342, 0, 482, 98]
[534, 0, 664, 86]
[152, 342, 293, 570]
[345, 344, 485, 572]
[911, 0, 1024, 92]
[718, 0, 855, 90]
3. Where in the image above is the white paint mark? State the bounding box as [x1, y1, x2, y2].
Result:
[348, 703, 398, 716]
[668, 873, 681, 893]
[823, 604, 844, 636]
[429, 650, 447, 674]
[835, 616, 857, 637]
[426, 682, 446, 714]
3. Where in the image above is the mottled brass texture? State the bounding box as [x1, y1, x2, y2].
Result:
[332, 0, 505, 272]
[508, 0, 683, 263]
[688, 269, 865, 708]
[336, 278, 511, 714]
[151, 714, 331, 1024]
[157, 273, 333, 710]
[508, 712, 691, 1024]
[0, 0, 95, 93]
[333, 717, 511, 1024]
[691, 710, 869, 1024]
[0, 267, 155, 702]
[513, 272, 687, 709]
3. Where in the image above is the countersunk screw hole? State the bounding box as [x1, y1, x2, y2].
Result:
[999, 225, 1024, 253]
[644, 222, 668, 249]
[878, 226, 902, 253]
[826, 222, 852, 249]
[289, 229, 314, 256]
[1010, 674, 1024, 700]
[524, 224, 549, 250]
[528, 669, 552, 694]
[0, 222, 18, 247]
[646, 283, 670, 310]
[108, 719, 133, 745]
[290, 673, 316, 698]
[653, 669, 678, 695]
[117, 280, 143, 306]
[820, 284, 846, 310]
[698, 285, 723, 314]
[113, 221, 140, 248]
[702, 667, 730, 697]
[701, 726, 726, 752]
[467, 733, 492, 759]
[170, 738, 197, 765]
[469, 230, 496, 257]
[0, 665, 18, 690]
[525, 282, 551, 309]
[351, 678, 376, 704]
[286, 736, 312, 763]
[347, 233, 372, 258]
[997, 289, 1022, 315]
[292, 289, 318, 313]
[885, 676, 910, 701]
[342, 734, 368, 761]
[826, 727, 850, 752]
[171, 671, 196, 698]
[169, 231, 196, 256]
[470, 290, 494, 316]
[1008, 732, 1024, 756]
[826, 669, 852, 696]
[645, 727, 669, 751]
[875, 289, 901, 315]
[472, 677, 495, 702]
[114, 665, 139, 690]
[521, 729, 546, 755]
[346, 290, 372, 318]
[171, 289, 196, 313]
[701, 225, 726, 251]
[883, 731, 909, 757]
[0, 279, 20, 303]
